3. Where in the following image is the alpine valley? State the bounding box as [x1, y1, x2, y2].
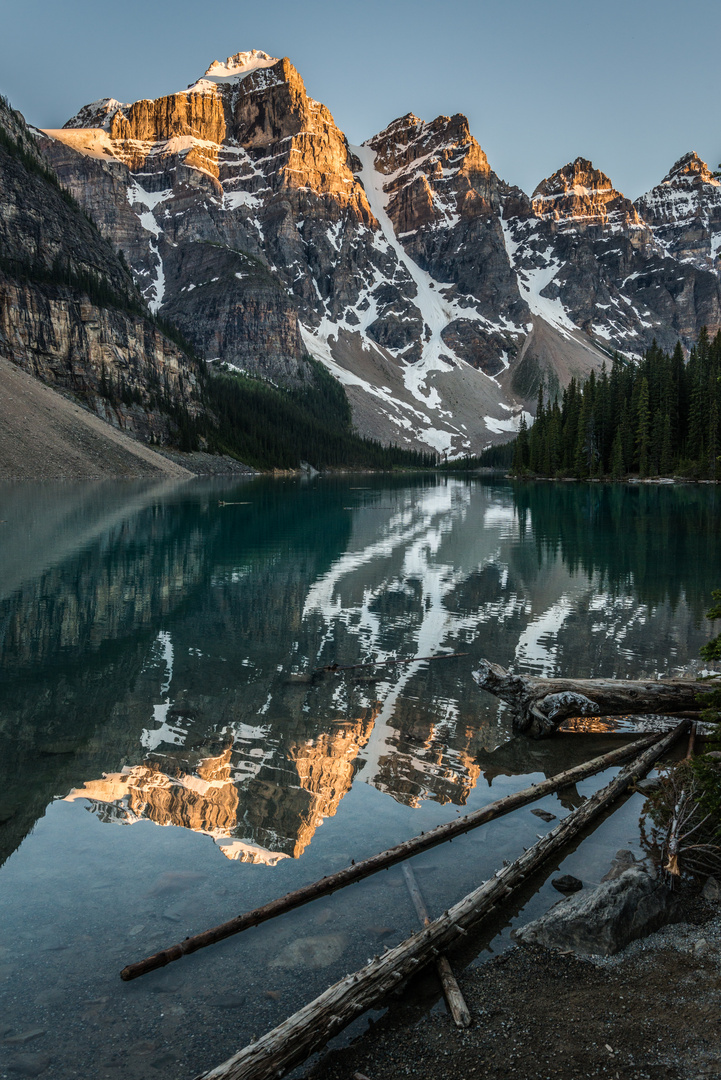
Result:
[5, 48, 721, 458]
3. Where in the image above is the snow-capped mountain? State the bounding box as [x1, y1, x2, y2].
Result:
[38, 51, 721, 455]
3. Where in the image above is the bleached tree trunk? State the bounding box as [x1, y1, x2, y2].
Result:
[474, 659, 709, 737]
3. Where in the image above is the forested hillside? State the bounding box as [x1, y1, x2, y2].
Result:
[512, 330, 721, 480]
[200, 361, 439, 470]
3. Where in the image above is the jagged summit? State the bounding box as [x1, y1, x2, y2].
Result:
[63, 97, 128, 130]
[189, 50, 280, 90]
[368, 112, 483, 174]
[532, 157, 640, 228]
[661, 151, 718, 187]
[634, 151, 721, 271]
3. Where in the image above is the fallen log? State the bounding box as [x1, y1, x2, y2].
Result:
[473, 659, 714, 737]
[319, 652, 468, 673]
[402, 862, 471, 1028]
[193, 721, 687, 1080]
[287, 652, 470, 682]
[121, 733, 659, 981]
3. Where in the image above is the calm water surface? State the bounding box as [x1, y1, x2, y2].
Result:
[0, 476, 718, 1079]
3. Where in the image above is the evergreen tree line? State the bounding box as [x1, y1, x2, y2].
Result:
[438, 441, 515, 472]
[0, 250, 151, 321]
[197, 361, 439, 470]
[511, 330, 721, 480]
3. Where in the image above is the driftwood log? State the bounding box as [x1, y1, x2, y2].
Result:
[402, 862, 471, 1028]
[474, 659, 713, 737]
[193, 722, 686, 1080]
[121, 734, 658, 981]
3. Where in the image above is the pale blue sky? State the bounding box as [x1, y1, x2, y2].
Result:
[1, 0, 718, 199]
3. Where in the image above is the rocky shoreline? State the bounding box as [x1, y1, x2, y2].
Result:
[305, 882, 720, 1080]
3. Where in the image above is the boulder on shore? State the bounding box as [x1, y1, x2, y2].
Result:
[513, 867, 680, 956]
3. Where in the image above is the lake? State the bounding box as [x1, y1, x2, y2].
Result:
[0, 476, 718, 1079]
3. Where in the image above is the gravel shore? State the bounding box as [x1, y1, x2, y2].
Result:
[307, 892, 721, 1080]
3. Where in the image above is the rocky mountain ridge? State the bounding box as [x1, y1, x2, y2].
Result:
[35, 51, 721, 455]
[0, 94, 204, 449]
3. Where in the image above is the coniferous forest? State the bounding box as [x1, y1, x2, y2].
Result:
[199, 360, 439, 471]
[511, 329, 721, 480]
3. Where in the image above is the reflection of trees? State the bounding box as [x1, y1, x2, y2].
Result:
[511, 482, 720, 614]
[0, 480, 354, 868]
[4, 475, 717, 871]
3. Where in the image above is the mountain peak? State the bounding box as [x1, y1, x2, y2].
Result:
[532, 158, 639, 227]
[662, 151, 718, 186]
[203, 50, 279, 80]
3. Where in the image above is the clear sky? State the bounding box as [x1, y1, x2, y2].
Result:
[1, 0, 718, 199]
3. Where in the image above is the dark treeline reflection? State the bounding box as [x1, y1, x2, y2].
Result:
[0, 478, 356, 866]
[512, 481, 721, 614]
[0, 475, 459, 868]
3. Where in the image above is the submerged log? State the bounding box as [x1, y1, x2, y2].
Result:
[120, 734, 659, 981]
[193, 722, 687, 1080]
[474, 660, 712, 737]
[402, 862, 471, 1028]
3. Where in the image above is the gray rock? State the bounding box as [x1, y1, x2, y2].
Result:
[531, 808, 557, 822]
[6, 1054, 51, 1077]
[552, 874, 583, 893]
[514, 867, 679, 956]
[702, 876, 721, 903]
[2, 1029, 46, 1046]
[602, 849, 638, 881]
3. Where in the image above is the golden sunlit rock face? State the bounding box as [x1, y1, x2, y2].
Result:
[66, 716, 375, 862]
[369, 112, 497, 235]
[53, 55, 373, 222]
[287, 717, 375, 854]
[531, 158, 644, 232]
[36, 48, 721, 439]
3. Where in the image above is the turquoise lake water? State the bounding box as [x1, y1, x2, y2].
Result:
[0, 476, 718, 1079]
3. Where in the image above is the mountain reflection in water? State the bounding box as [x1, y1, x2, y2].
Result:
[0, 476, 718, 871]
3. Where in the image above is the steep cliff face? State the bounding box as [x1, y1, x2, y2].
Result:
[364, 113, 530, 377]
[0, 96, 202, 446]
[39, 50, 721, 450]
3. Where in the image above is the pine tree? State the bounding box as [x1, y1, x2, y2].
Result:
[659, 413, 674, 477]
[636, 376, 651, 477]
[610, 428, 625, 480]
[512, 415, 530, 473]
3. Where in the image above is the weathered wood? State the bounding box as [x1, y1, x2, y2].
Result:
[120, 733, 659, 981]
[289, 653, 470, 682]
[192, 722, 687, 1080]
[402, 863, 471, 1028]
[686, 722, 697, 759]
[320, 652, 468, 673]
[474, 659, 713, 737]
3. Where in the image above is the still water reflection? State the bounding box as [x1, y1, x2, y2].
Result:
[0, 476, 718, 1078]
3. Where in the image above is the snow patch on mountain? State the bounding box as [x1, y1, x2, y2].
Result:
[352, 142, 509, 402]
[188, 50, 280, 93]
[499, 214, 576, 339]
